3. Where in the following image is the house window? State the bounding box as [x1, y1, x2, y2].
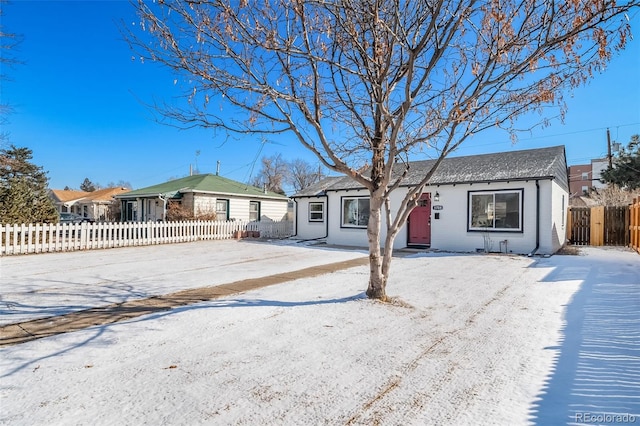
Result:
[581, 172, 589, 180]
[468, 189, 522, 232]
[309, 202, 324, 222]
[216, 199, 229, 221]
[249, 201, 260, 221]
[581, 186, 589, 195]
[342, 197, 370, 228]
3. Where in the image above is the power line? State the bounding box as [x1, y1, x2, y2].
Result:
[470, 122, 640, 149]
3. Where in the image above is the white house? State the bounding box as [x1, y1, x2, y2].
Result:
[114, 173, 289, 222]
[291, 145, 569, 255]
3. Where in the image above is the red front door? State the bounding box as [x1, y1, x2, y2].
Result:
[408, 193, 431, 245]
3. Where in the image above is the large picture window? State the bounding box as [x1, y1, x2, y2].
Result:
[309, 202, 324, 222]
[342, 197, 370, 228]
[468, 189, 523, 232]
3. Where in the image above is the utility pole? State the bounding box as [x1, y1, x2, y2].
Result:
[607, 128, 612, 168]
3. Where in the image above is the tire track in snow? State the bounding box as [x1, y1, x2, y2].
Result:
[344, 281, 516, 425]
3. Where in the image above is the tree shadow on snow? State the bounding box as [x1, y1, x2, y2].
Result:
[528, 254, 640, 425]
[0, 276, 156, 325]
[0, 292, 366, 379]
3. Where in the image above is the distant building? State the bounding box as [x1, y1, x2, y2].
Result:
[590, 158, 609, 189]
[567, 157, 610, 197]
[568, 164, 592, 196]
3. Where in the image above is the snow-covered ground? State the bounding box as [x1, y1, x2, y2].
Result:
[1, 241, 638, 425]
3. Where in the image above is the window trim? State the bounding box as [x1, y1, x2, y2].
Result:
[341, 196, 370, 229]
[249, 200, 260, 221]
[308, 202, 325, 222]
[467, 189, 524, 233]
[216, 199, 229, 221]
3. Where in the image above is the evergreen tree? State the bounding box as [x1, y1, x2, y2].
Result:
[602, 135, 640, 190]
[80, 177, 96, 192]
[0, 145, 58, 224]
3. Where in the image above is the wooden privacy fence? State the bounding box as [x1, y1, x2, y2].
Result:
[0, 219, 293, 256]
[568, 204, 635, 249]
[631, 197, 640, 254]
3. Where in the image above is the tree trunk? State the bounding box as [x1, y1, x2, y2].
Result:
[366, 195, 387, 301]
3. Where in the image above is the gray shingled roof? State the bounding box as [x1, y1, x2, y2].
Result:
[290, 176, 345, 197]
[292, 146, 568, 197]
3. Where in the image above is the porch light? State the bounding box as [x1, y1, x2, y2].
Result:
[434, 191, 440, 202]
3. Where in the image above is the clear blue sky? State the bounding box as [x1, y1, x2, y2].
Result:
[3, 1, 639, 193]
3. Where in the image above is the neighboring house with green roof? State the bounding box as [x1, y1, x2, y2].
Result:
[114, 174, 289, 222]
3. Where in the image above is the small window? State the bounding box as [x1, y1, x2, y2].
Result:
[249, 201, 260, 221]
[342, 197, 370, 228]
[581, 172, 589, 180]
[468, 190, 522, 232]
[216, 199, 228, 220]
[309, 202, 324, 222]
[582, 186, 589, 195]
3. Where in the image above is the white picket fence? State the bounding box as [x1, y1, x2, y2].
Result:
[0, 219, 293, 256]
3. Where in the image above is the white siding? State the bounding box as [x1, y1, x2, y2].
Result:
[323, 179, 568, 255]
[229, 198, 251, 221]
[326, 189, 375, 248]
[145, 199, 164, 222]
[294, 197, 328, 240]
[193, 194, 217, 216]
[259, 199, 289, 222]
[546, 180, 569, 253]
[227, 197, 288, 222]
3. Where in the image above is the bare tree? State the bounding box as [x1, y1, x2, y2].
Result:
[288, 158, 325, 192]
[252, 153, 288, 194]
[0, 0, 23, 144]
[106, 180, 133, 190]
[126, 0, 637, 300]
[588, 185, 640, 206]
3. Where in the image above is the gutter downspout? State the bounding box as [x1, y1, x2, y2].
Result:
[528, 180, 540, 257]
[325, 194, 329, 239]
[320, 194, 329, 240]
[302, 195, 330, 242]
[292, 198, 298, 237]
[293, 195, 330, 242]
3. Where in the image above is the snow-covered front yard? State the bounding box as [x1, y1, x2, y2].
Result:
[1, 240, 638, 425]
